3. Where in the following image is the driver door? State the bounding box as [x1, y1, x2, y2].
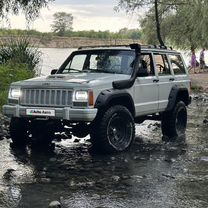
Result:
[134, 53, 159, 116]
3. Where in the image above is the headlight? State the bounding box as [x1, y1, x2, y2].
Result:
[74, 91, 88, 101]
[9, 88, 22, 99]
[73, 90, 94, 106]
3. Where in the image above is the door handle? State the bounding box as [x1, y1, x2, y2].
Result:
[169, 78, 175, 81]
[153, 79, 159, 83]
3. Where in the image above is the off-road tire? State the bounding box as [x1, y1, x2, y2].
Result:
[10, 117, 30, 146]
[161, 101, 187, 141]
[90, 105, 135, 153]
[30, 121, 55, 145]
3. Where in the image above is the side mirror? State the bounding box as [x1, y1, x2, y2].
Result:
[51, 69, 58, 75]
[137, 68, 149, 77]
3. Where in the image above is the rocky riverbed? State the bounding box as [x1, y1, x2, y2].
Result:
[0, 93, 208, 208]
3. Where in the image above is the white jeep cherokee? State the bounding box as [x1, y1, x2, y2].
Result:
[3, 44, 191, 152]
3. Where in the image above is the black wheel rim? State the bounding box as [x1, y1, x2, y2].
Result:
[176, 107, 187, 135]
[107, 112, 133, 151]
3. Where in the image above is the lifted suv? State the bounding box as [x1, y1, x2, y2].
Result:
[3, 44, 191, 152]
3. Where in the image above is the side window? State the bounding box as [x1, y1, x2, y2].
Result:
[89, 55, 99, 70]
[169, 54, 186, 74]
[140, 53, 154, 75]
[154, 54, 171, 76]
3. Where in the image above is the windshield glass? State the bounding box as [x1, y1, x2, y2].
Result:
[59, 50, 135, 75]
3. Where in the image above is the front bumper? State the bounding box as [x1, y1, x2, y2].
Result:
[2, 105, 98, 122]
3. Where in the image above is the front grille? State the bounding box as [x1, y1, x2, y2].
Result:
[20, 88, 73, 107]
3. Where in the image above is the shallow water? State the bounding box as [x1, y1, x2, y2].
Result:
[0, 94, 208, 208]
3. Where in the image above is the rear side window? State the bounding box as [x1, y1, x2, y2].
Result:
[153, 54, 171, 76]
[169, 54, 186, 74]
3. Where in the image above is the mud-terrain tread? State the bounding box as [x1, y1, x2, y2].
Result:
[161, 101, 187, 141]
[90, 105, 135, 153]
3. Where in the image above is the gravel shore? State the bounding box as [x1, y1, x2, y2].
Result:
[0, 115, 10, 140]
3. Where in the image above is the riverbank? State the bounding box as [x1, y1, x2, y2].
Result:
[0, 36, 137, 48]
[190, 72, 208, 93]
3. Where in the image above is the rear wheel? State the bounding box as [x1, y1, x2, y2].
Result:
[161, 101, 187, 141]
[90, 105, 135, 153]
[10, 117, 30, 146]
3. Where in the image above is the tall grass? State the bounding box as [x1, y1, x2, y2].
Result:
[0, 63, 35, 109]
[0, 36, 42, 71]
[0, 36, 41, 110]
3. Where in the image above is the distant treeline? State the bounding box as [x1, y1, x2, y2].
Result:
[0, 28, 142, 40]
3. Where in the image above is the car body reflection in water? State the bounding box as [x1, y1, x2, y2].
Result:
[0, 94, 208, 208]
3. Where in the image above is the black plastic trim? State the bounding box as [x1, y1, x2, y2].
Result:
[112, 44, 141, 90]
[166, 85, 190, 111]
[95, 89, 135, 116]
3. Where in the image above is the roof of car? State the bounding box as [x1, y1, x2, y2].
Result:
[77, 44, 179, 54]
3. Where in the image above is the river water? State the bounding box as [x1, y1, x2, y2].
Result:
[0, 49, 208, 208]
[38, 48, 208, 76]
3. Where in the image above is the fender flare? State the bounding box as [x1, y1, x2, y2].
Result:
[94, 89, 135, 116]
[166, 85, 189, 111]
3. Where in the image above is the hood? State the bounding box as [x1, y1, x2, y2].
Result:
[11, 73, 130, 88]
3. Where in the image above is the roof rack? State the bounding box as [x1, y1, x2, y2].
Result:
[78, 45, 130, 50]
[78, 44, 173, 50]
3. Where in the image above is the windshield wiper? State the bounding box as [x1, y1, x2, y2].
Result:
[92, 69, 115, 74]
[69, 68, 81, 72]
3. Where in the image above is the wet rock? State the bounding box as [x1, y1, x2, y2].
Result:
[200, 156, 208, 162]
[40, 177, 51, 183]
[0, 115, 10, 139]
[111, 156, 116, 161]
[147, 123, 152, 128]
[153, 122, 161, 128]
[111, 175, 120, 182]
[124, 159, 128, 163]
[3, 168, 15, 180]
[73, 138, 80, 143]
[48, 201, 61, 208]
[203, 119, 208, 124]
[162, 173, 175, 179]
[49, 157, 57, 162]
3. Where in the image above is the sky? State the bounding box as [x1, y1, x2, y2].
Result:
[2, 0, 140, 32]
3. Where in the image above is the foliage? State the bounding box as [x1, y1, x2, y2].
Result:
[0, 28, 142, 40]
[0, 63, 34, 108]
[0, 0, 54, 20]
[116, 0, 208, 49]
[51, 12, 73, 36]
[0, 36, 42, 71]
[140, 0, 208, 49]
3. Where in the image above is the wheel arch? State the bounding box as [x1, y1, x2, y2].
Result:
[166, 85, 190, 112]
[94, 89, 135, 117]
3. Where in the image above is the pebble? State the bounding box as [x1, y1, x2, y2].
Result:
[48, 201, 61, 208]
[111, 175, 120, 182]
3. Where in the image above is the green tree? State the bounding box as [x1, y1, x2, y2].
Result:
[115, 0, 189, 46]
[0, 0, 54, 20]
[51, 12, 73, 37]
[141, 0, 208, 49]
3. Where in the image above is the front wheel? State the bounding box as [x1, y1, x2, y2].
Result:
[90, 105, 135, 153]
[10, 117, 30, 146]
[161, 101, 187, 141]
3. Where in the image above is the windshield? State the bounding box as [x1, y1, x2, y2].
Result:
[58, 50, 135, 75]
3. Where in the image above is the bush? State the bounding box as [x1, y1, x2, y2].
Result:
[0, 63, 34, 109]
[0, 36, 42, 71]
